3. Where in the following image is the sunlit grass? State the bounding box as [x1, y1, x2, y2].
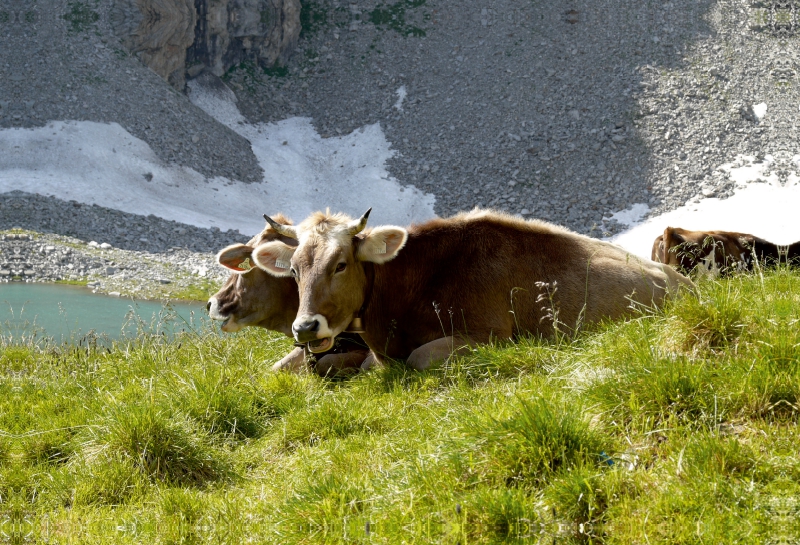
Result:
[0, 269, 797, 543]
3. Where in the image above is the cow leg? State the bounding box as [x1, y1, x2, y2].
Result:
[360, 352, 386, 371]
[407, 336, 473, 371]
[271, 346, 308, 373]
[316, 350, 370, 376]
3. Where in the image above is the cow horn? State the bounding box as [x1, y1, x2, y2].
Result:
[263, 214, 298, 238]
[346, 208, 372, 236]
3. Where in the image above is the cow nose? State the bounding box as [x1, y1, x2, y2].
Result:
[292, 319, 320, 343]
[206, 301, 212, 312]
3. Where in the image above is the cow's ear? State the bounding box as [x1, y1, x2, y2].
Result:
[356, 226, 408, 264]
[651, 236, 664, 263]
[217, 244, 256, 273]
[252, 241, 296, 277]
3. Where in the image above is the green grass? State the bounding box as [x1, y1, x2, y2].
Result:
[299, 0, 429, 38]
[368, 0, 428, 37]
[1, 269, 797, 543]
[168, 276, 221, 302]
[299, 0, 330, 37]
[55, 278, 88, 286]
[62, 1, 99, 34]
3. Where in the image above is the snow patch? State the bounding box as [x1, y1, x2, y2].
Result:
[752, 102, 767, 121]
[187, 79, 435, 229]
[393, 85, 407, 111]
[604, 203, 649, 227]
[0, 121, 236, 230]
[0, 84, 436, 237]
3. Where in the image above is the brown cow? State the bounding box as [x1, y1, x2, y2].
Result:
[651, 227, 800, 275]
[252, 209, 693, 370]
[208, 214, 369, 375]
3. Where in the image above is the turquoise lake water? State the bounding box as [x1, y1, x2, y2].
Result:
[0, 283, 207, 343]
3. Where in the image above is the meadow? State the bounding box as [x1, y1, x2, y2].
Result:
[0, 268, 797, 544]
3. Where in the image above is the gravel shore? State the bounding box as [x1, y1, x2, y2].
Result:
[0, 229, 228, 300]
[0, 191, 242, 299]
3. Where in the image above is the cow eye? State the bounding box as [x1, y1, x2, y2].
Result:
[290, 267, 298, 278]
[335, 262, 346, 273]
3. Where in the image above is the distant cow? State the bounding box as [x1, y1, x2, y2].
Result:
[651, 227, 800, 275]
[208, 214, 369, 375]
[252, 209, 693, 370]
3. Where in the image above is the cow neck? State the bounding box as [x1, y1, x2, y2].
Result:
[362, 261, 375, 314]
[345, 261, 374, 333]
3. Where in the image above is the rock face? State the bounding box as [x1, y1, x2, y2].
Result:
[110, 0, 197, 88]
[188, 0, 301, 79]
[110, 0, 300, 89]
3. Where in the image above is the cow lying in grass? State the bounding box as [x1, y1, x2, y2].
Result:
[651, 227, 800, 275]
[252, 208, 693, 370]
[208, 214, 370, 375]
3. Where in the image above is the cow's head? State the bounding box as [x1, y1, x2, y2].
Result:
[207, 214, 300, 334]
[657, 227, 754, 274]
[253, 209, 408, 352]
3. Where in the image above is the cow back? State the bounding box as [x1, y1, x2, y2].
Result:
[361, 212, 690, 359]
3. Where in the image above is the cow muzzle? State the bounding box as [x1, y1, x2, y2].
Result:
[292, 314, 334, 352]
[207, 297, 226, 321]
[207, 297, 240, 332]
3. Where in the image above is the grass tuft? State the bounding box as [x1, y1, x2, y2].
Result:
[463, 487, 540, 539]
[159, 487, 207, 524]
[72, 454, 149, 506]
[682, 433, 765, 480]
[668, 278, 747, 352]
[83, 403, 231, 486]
[477, 396, 607, 486]
[277, 389, 397, 448]
[167, 367, 266, 440]
[588, 355, 718, 429]
[544, 463, 645, 530]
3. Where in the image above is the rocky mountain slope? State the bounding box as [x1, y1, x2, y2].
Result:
[0, 0, 797, 293]
[231, 0, 795, 236]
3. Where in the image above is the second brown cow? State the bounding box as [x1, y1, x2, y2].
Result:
[651, 227, 800, 275]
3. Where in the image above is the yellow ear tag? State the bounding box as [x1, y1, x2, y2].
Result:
[238, 258, 253, 271]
